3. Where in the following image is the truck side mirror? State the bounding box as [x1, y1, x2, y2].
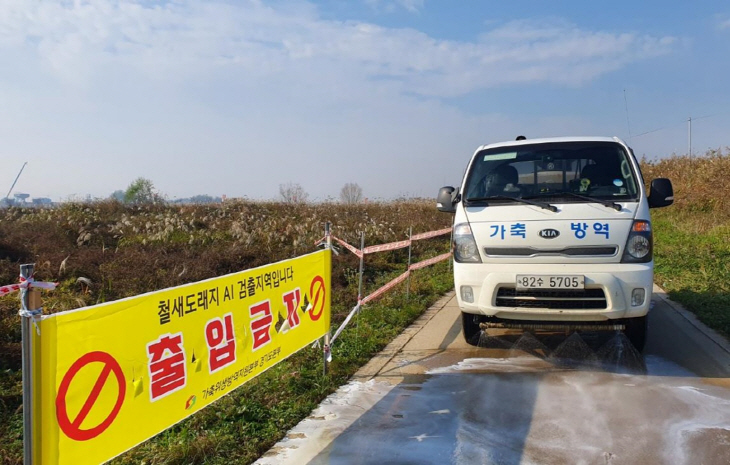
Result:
[437, 186, 459, 213]
[648, 178, 674, 208]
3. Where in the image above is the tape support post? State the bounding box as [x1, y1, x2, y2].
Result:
[329, 251, 451, 345]
[326, 227, 452, 348]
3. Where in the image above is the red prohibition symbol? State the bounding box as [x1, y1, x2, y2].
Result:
[309, 275, 326, 321]
[56, 351, 126, 441]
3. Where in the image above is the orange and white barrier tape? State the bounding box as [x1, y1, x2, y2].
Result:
[363, 239, 411, 255]
[409, 252, 452, 271]
[361, 271, 411, 305]
[330, 226, 452, 259]
[0, 276, 58, 297]
[324, 226, 452, 349]
[332, 236, 364, 258]
[411, 227, 452, 241]
[330, 302, 361, 344]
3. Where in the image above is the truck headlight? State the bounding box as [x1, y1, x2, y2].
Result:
[453, 223, 482, 263]
[622, 220, 652, 263]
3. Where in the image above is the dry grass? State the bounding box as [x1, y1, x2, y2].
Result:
[641, 149, 730, 338]
[0, 199, 453, 464]
[0, 199, 450, 315]
[641, 148, 730, 224]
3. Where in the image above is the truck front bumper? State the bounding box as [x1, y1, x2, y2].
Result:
[455, 262, 653, 322]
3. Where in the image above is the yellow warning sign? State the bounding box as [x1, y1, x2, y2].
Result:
[34, 250, 331, 465]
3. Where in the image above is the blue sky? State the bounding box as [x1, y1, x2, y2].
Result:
[1, 0, 729, 202]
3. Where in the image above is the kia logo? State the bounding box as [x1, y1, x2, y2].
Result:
[539, 228, 560, 239]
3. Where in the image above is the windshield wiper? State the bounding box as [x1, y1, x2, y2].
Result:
[535, 192, 622, 211]
[466, 195, 558, 212]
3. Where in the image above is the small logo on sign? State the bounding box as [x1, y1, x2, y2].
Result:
[185, 395, 197, 410]
[539, 229, 560, 239]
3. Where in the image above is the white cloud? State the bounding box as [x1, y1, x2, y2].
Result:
[0, 1, 680, 200]
[0, 1, 676, 96]
[365, 0, 425, 13]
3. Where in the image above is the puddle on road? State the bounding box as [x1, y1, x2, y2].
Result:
[422, 330, 730, 463]
[259, 330, 730, 465]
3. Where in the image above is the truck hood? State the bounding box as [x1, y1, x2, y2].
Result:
[464, 202, 638, 264]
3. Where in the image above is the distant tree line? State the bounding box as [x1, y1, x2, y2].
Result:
[111, 178, 364, 205]
[279, 182, 364, 204]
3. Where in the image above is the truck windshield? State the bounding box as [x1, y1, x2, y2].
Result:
[464, 141, 639, 203]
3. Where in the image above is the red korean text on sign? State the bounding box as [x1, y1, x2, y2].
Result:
[249, 300, 273, 351]
[205, 313, 237, 373]
[282, 288, 301, 330]
[146, 333, 187, 402]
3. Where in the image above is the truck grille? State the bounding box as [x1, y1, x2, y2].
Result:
[495, 287, 607, 310]
[484, 246, 618, 257]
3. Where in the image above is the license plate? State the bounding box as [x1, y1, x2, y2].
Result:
[516, 275, 584, 289]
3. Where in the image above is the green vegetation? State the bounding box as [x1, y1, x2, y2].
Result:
[642, 149, 730, 338]
[0, 200, 452, 465]
[1, 149, 729, 464]
[123, 177, 163, 204]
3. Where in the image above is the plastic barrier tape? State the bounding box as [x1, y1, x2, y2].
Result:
[329, 227, 451, 259]
[409, 252, 452, 271]
[363, 240, 411, 255]
[330, 303, 361, 344]
[332, 236, 364, 258]
[361, 271, 410, 305]
[0, 276, 58, 297]
[410, 227, 452, 241]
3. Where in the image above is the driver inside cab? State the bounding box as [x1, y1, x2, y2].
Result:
[482, 164, 520, 196]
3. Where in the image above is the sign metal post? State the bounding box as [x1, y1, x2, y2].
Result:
[20, 263, 37, 465]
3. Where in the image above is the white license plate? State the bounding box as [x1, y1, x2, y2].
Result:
[516, 275, 584, 289]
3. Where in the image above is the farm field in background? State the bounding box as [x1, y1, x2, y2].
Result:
[0, 200, 453, 464]
[641, 149, 730, 338]
[1, 149, 729, 464]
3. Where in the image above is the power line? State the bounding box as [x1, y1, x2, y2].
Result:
[633, 126, 667, 138]
[632, 112, 722, 139]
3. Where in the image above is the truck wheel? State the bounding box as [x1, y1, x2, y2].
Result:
[462, 312, 483, 345]
[624, 316, 647, 352]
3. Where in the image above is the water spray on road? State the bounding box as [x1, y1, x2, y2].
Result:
[473, 329, 647, 374]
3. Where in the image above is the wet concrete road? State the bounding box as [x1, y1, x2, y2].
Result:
[257, 287, 730, 465]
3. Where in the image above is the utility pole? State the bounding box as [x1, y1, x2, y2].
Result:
[688, 117, 692, 161]
[624, 89, 632, 145]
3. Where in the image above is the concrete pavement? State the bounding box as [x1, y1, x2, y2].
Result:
[257, 290, 730, 464]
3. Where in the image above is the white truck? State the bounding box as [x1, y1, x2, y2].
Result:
[437, 136, 674, 350]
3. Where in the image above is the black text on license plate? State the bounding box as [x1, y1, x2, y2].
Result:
[516, 275, 584, 289]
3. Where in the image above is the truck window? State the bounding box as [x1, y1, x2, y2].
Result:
[465, 141, 639, 202]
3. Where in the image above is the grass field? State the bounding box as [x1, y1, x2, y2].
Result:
[1, 149, 729, 464]
[0, 200, 453, 465]
[641, 150, 730, 338]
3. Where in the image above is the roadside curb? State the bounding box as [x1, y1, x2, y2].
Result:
[653, 283, 730, 355]
[351, 291, 455, 382]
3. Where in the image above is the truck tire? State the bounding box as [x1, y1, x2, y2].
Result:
[624, 316, 647, 352]
[462, 312, 482, 345]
